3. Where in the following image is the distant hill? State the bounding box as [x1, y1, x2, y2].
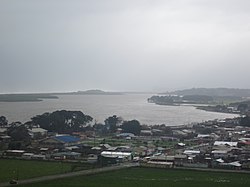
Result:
[0, 89, 123, 102]
[69, 89, 123, 95]
[165, 88, 250, 98]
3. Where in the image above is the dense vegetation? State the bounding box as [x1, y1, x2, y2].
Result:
[148, 95, 178, 105]
[31, 110, 93, 133]
[121, 120, 141, 135]
[167, 88, 250, 97]
[240, 115, 250, 127]
[1, 111, 143, 147]
[0, 116, 8, 126]
[104, 115, 122, 133]
[149, 88, 250, 114]
[7, 124, 31, 149]
[148, 95, 215, 105]
[182, 95, 214, 102]
[17, 167, 250, 187]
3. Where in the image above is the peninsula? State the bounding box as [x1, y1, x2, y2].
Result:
[0, 93, 58, 102]
[148, 88, 250, 114]
[0, 90, 123, 102]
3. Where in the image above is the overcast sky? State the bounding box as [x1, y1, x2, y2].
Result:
[1, 0, 250, 93]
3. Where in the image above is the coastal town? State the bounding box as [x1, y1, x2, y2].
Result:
[1, 111, 250, 172]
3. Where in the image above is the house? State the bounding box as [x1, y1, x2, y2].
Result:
[99, 151, 132, 165]
[150, 155, 175, 162]
[0, 128, 7, 135]
[214, 141, 238, 147]
[0, 135, 11, 149]
[22, 153, 35, 159]
[183, 150, 201, 163]
[140, 154, 174, 168]
[75, 144, 93, 155]
[0, 135, 11, 142]
[87, 154, 98, 163]
[29, 127, 48, 139]
[211, 150, 229, 158]
[152, 129, 164, 136]
[99, 144, 112, 150]
[176, 143, 185, 148]
[238, 138, 250, 148]
[143, 154, 174, 168]
[134, 146, 148, 156]
[242, 159, 250, 169]
[140, 130, 153, 136]
[40, 135, 80, 149]
[213, 160, 242, 170]
[174, 154, 187, 166]
[51, 151, 81, 160]
[65, 146, 79, 151]
[142, 161, 173, 168]
[173, 130, 187, 137]
[116, 133, 135, 139]
[116, 145, 132, 152]
[100, 151, 132, 161]
[183, 150, 201, 155]
[161, 136, 179, 142]
[197, 134, 211, 138]
[4, 150, 25, 157]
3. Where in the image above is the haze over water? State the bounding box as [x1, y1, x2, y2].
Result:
[0, 94, 238, 126]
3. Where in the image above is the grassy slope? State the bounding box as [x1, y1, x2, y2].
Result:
[18, 167, 250, 187]
[0, 159, 72, 182]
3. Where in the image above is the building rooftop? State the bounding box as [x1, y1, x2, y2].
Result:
[214, 141, 238, 147]
[54, 135, 80, 143]
[29, 128, 48, 133]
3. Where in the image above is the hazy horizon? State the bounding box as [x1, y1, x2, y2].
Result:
[2, 87, 250, 95]
[1, 0, 250, 93]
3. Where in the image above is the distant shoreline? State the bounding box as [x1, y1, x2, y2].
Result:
[150, 101, 241, 115]
[0, 94, 59, 102]
[0, 90, 125, 102]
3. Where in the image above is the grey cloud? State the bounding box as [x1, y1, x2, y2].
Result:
[1, 0, 250, 93]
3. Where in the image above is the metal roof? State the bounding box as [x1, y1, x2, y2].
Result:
[101, 151, 131, 156]
[183, 150, 201, 155]
[54, 135, 80, 143]
[214, 141, 238, 147]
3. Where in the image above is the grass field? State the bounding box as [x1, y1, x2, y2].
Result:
[17, 167, 250, 187]
[0, 159, 74, 182]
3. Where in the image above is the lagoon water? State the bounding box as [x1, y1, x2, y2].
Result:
[0, 94, 238, 126]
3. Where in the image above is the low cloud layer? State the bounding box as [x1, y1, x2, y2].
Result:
[1, 0, 250, 93]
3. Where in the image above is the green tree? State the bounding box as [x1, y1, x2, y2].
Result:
[240, 116, 250, 127]
[121, 120, 141, 135]
[93, 123, 108, 135]
[237, 103, 248, 113]
[7, 123, 31, 149]
[104, 115, 122, 133]
[0, 116, 8, 127]
[31, 110, 93, 133]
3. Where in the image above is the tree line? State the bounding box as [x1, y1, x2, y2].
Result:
[0, 110, 142, 144]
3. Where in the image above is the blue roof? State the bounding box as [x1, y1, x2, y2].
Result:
[54, 135, 80, 143]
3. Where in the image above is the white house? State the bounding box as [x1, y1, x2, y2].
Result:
[29, 128, 48, 138]
[214, 141, 238, 147]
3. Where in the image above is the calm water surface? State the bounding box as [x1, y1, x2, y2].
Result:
[0, 94, 238, 126]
